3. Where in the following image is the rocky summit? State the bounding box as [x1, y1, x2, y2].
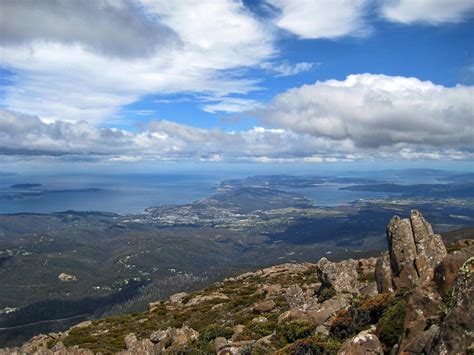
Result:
[1, 210, 472, 354]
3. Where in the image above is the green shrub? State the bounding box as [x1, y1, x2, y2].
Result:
[329, 310, 354, 340]
[244, 322, 277, 339]
[281, 335, 341, 355]
[317, 286, 336, 302]
[281, 320, 314, 343]
[165, 338, 214, 354]
[199, 324, 234, 342]
[376, 298, 407, 349]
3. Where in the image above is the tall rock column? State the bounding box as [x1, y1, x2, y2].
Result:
[376, 210, 447, 292]
[410, 210, 447, 284]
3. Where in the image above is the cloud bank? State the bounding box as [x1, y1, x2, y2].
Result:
[2, 71, 473, 164]
[260, 74, 474, 150]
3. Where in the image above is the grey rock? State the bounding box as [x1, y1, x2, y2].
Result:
[385, 210, 447, 290]
[337, 329, 383, 355]
[430, 257, 474, 354]
[434, 245, 474, 297]
[213, 337, 228, 352]
[316, 258, 360, 294]
[285, 284, 309, 309]
[253, 300, 276, 313]
[375, 252, 394, 293]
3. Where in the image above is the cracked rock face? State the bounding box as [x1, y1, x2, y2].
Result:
[385, 210, 447, 290]
[316, 258, 361, 294]
[430, 257, 474, 354]
[374, 252, 394, 294]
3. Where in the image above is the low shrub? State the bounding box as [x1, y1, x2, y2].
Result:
[243, 322, 277, 339]
[281, 320, 314, 343]
[376, 297, 407, 349]
[317, 286, 336, 302]
[199, 324, 234, 342]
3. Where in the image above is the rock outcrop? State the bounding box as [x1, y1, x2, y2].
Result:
[430, 257, 474, 354]
[378, 210, 472, 354]
[382, 210, 447, 291]
[433, 245, 474, 297]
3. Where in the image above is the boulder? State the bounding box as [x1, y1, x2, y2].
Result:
[149, 329, 171, 348]
[357, 257, 377, 275]
[58, 272, 77, 282]
[148, 326, 198, 350]
[253, 300, 276, 313]
[261, 283, 282, 299]
[169, 326, 199, 346]
[278, 295, 347, 326]
[148, 301, 161, 312]
[213, 337, 228, 352]
[121, 333, 157, 354]
[337, 329, 383, 355]
[315, 324, 329, 336]
[169, 292, 188, 304]
[186, 292, 229, 306]
[316, 258, 360, 294]
[285, 284, 309, 309]
[251, 316, 268, 323]
[231, 324, 246, 342]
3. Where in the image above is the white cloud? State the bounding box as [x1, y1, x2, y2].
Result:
[0, 0, 177, 58]
[1, 107, 472, 162]
[202, 98, 263, 113]
[0, 0, 275, 123]
[259, 61, 316, 77]
[266, 0, 372, 39]
[380, 0, 474, 24]
[259, 73, 474, 149]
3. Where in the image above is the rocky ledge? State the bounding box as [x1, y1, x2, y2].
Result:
[1, 210, 472, 354]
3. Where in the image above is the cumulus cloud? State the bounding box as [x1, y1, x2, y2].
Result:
[380, 0, 474, 24]
[259, 74, 474, 150]
[266, 0, 372, 39]
[0, 0, 274, 122]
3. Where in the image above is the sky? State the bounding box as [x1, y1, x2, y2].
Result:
[0, 0, 473, 172]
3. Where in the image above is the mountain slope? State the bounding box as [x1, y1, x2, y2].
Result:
[1, 210, 473, 354]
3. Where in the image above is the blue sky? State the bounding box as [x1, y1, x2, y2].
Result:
[0, 0, 473, 168]
[118, 15, 474, 132]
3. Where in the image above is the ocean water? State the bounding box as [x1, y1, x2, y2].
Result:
[0, 173, 221, 214]
[0, 172, 400, 214]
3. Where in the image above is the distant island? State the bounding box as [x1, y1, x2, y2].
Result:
[10, 183, 42, 189]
